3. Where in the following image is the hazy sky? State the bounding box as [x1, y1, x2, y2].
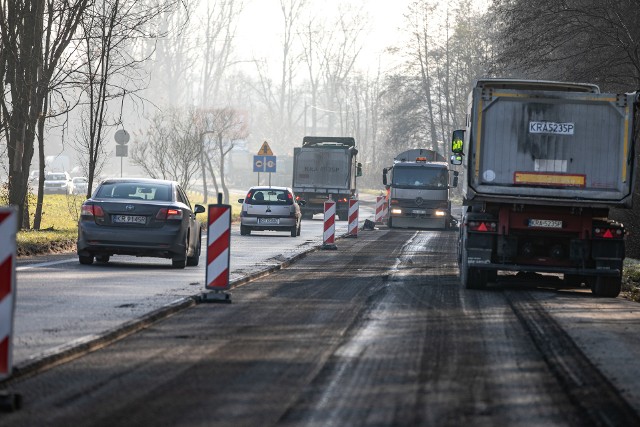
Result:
[236, 0, 411, 72]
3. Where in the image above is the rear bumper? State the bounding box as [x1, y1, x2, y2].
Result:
[390, 215, 447, 230]
[468, 261, 621, 277]
[77, 222, 186, 258]
[241, 216, 297, 231]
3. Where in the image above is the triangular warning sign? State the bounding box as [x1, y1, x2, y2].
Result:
[258, 141, 273, 156]
[477, 222, 488, 232]
[603, 229, 613, 238]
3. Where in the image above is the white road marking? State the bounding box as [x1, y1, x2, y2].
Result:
[17, 258, 78, 271]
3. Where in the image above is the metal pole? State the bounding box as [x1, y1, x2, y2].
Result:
[269, 172, 271, 187]
[120, 156, 123, 177]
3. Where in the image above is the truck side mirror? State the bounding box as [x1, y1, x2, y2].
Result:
[452, 129, 465, 153]
[356, 162, 363, 177]
[450, 154, 462, 165]
[382, 168, 388, 186]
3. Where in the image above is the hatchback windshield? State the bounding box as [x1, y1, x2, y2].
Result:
[246, 189, 293, 205]
[96, 182, 172, 201]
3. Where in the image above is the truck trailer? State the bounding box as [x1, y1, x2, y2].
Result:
[292, 136, 362, 220]
[383, 149, 458, 229]
[452, 79, 639, 297]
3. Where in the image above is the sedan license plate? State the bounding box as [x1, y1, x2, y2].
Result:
[258, 217, 279, 225]
[528, 219, 562, 228]
[113, 215, 146, 224]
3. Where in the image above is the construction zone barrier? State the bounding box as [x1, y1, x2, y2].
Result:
[0, 207, 22, 412]
[203, 199, 232, 303]
[347, 199, 359, 237]
[375, 196, 385, 223]
[382, 194, 389, 222]
[0, 208, 16, 382]
[322, 200, 337, 250]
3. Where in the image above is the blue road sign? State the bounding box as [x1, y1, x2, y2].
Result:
[253, 155, 277, 173]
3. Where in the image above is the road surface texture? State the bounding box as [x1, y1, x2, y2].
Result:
[2, 228, 640, 426]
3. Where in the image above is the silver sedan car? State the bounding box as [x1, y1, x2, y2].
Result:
[238, 186, 304, 237]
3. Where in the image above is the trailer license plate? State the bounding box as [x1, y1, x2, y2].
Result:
[258, 218, 279, 225]
[113, 215, 146, 224]
[528, 219, 562, 228]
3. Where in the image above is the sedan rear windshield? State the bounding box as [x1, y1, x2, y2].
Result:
[96, 182, 172, 201]
[246, 189, 293, 205]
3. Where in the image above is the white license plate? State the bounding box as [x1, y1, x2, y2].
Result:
[258, 218, 279, 225]
[528, 219, 562, 228]
[412, 210, 426, 214]
[113, 215, 146, 224]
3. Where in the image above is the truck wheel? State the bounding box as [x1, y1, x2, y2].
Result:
[388, 217, 393, 228]
[592, 276, 621, 298]
[465, 267, 488, 290]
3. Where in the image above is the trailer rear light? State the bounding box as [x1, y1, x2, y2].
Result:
[156, 208, 183, 220]
[593, 227, 624, 239]
[468, 221, 497, 232]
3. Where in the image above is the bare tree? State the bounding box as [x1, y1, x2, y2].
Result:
[0, 0, 90, 229]
[201, 107, 249, 204]
[130, 106, 202, 189]
[73, 0, 179, 199]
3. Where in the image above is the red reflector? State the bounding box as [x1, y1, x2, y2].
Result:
[603, 229, 613, 238]
[477, 222, 488, 232]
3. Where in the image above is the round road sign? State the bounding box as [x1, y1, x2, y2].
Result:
[115, 129, 130, 145]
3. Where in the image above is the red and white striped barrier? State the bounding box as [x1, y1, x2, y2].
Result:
[382, 194, 389, 222]
[347, 199, 359, 237]
[205, 204, 231, 300]
[375, 196, 385, 223]
[0, 208, 17, 381]
[322, 200, 337, 249]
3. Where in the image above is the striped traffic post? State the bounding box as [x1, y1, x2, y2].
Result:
[203, 197, 232, 303]
[322, 200, 337, 250]
[375, 196, 385, 223]
[0, 208, 16, 382]
[347, 199, 359, 238]
[382, 194, 389, 222]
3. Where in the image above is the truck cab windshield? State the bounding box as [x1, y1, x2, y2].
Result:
[392, 166, 448, 189]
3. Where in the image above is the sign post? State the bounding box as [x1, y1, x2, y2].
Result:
[253, 141, 276, 185]
[115, 129, 130, 178]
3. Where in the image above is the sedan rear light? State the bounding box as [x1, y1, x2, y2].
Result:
[156, 208, 183, 220]
[81, 204, 104, 218]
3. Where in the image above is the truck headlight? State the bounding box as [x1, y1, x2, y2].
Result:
[434, 210, 446, 216]
[391, 208, 402, 215]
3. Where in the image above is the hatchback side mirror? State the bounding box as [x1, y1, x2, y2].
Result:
[237, 199, 244, 204]
[194, 204, 205, 214]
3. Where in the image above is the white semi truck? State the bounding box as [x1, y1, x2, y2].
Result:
[383, 149, 458, 229]
[452, 79, 639, 297]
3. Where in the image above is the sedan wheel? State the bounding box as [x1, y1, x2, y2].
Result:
[79, 255, 94, 265]
[96, 255, 110, 263]
[187, 234, 201, 266]
[172, 236, 188, 269]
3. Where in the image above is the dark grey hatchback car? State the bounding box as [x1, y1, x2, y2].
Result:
[77, 178, 205, 268]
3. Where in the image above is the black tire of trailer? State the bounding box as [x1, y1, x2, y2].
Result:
[591, 276, 622, 298]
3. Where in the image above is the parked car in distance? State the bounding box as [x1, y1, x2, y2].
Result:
[238, 186, 304, 237]
[77, 178, 205, 268]
[43, 172, 73, 194]
[72, 176, 89, 195]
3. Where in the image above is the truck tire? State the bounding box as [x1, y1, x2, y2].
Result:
[591, 276, 621, 298]
[460, 237, 487, 290]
